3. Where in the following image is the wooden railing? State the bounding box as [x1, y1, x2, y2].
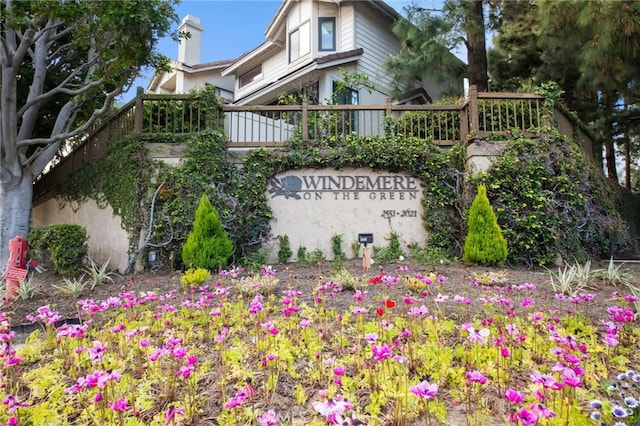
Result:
[32, 87, 590, 205]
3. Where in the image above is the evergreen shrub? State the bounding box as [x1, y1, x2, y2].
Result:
[181, 194, 233, 270]
[277, 235, 293, 264]
[28, 223, 88, 276]
[463, 185, 508, 265]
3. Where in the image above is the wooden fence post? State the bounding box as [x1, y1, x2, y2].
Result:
[385, 98, 392, 116]
[469, 85, 479, 135]
[302, 98, 309, 142]
[134, 87, 144, 132]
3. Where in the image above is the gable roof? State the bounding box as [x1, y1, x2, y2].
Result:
[223, 0, 399, 78]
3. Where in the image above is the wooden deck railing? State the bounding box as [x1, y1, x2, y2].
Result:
[32, 87, 590, 205]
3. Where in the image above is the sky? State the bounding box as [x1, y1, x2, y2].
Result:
[118, 0, 446, 103]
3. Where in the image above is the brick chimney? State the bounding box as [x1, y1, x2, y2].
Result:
[178, 15, 203, 66]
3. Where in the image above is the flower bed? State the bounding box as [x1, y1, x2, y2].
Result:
[0, 265, 638, 425]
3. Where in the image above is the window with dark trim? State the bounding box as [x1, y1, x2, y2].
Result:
[319, 17, 336, 51]
[239, 65, 262, 88]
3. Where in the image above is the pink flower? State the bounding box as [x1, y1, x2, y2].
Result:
[1, 395, 28, 414]
[333, 366, 346, 376]
[108, 397, 130, 412]
[530, 371, 563, 390]
[561, 369, 582, 388]
[408, 305, 429, 317]
[258, 409, 279, 426]
[505, 388, 524, 404]
[165, 407, 186, 423]
[312, 395, 353, 425]
[464, 325, 490, 344]
[372, 344, 392, 361]
[465, 370, 487, 385]
[517, 406, 539, 425]
[88, 340, 108, 363]
[364, 333, 379, 344]
[410, 380, 439, 399]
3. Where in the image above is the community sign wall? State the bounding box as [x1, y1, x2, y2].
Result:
[267, 168, 428, 262]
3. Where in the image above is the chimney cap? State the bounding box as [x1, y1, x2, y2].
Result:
[180, 15, 203, 31]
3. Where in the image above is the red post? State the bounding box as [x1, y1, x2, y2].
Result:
[5, 236, 28, 301]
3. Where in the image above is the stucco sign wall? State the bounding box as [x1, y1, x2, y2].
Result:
[267, 168, 428, 261]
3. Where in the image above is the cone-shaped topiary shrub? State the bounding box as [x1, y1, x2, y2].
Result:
[463, 184, 508, 265]
[182, 194, 233, 270]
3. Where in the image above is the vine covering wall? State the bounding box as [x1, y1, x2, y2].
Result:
[55, 89, 639, 270]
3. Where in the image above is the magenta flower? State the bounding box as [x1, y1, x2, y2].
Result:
[2, 395, 28, 413]
[561, 369, 582, 388]
[165, 407, 186, 423]
[517, 406, 539, 425]
[410, 380, 439, 399]
[108, 397, 130, 412]
[505, 388, 524, 404]
[371, 344, 393, 361]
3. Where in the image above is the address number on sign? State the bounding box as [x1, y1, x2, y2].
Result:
[381, 209, 417, 219]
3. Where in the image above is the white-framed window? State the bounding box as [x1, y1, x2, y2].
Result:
[289, 21, 310, 63]
[319, 17, 336, 51]
[239, 65, 262, 88]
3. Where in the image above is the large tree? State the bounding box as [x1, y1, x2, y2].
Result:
[384, 0, 488, 96]
[0, 0, 178, 268]
[489, 0, 640, 184]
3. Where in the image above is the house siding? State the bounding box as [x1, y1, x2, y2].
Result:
[338, 4, 355, 51]
[353, 5, 399, 98]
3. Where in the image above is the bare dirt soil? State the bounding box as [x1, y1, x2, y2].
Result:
[7, 258, 640, 331]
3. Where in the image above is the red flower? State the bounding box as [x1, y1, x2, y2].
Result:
[384, 299, 396, 308]
[376, 308, 385, 317]
[369, 274, 384, 285]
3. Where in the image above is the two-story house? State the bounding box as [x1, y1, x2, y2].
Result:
[148, 0, 464, 106]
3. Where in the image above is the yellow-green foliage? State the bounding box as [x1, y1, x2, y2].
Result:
[180, 267, 212, 286]
[182, 194, 233, 270]
[463, 185, 508, 265]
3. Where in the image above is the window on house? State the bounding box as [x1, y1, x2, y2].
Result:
[319, 17, 336, 51]
[239, 65, 262, 88]
[289, 21, 310, 63]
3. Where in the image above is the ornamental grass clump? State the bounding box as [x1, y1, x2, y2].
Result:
[181, 194, 233, 270]
[463, 185, 508, 266]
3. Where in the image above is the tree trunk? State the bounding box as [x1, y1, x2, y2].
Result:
[463, 0, 489, 92]
[603, 138, 619, 182]
[0, 168, 34, 270]
[624, 135, 631, 189]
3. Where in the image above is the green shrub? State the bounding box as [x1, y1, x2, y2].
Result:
[331, 234, 346, 262]
[373, 232, 404, 263]
[28, 224, 88, 276]
[181, 194, 233, 270]
[463, 185, 508, 266]
[277, 235, 293, 264]
[297, 246, 308, 263]
[180, 267, 212, 287]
